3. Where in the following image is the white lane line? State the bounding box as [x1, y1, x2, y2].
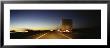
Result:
[63, 35, 72, 39]
[36, 32, 48, 39]
[59, 33, 72, 39]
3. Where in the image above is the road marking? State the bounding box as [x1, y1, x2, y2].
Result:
[59, 33, 72, 39]
[36, 32, 48, 39]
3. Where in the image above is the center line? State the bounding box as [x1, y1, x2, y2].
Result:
[36, 32, 48, 39]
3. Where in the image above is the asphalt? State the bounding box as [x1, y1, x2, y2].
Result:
[31, 31, 72, 39]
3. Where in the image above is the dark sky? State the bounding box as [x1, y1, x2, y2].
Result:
[10, 10, 101, 30]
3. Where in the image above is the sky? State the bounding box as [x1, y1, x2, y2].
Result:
[10, 10, 101, 30]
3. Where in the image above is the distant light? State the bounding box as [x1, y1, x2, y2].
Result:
[25, 31, 28, 32]
[50, 30, 53, 31]
[57, 30, 60, 31]
[66, 30, 69, 31]
[15, 30, 23, 32]
[67, 31, 70, 32]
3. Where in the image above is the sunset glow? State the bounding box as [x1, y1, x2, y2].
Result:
[10, 10, 101, 32]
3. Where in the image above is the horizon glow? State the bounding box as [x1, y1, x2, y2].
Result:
[10, 10, 101, 31]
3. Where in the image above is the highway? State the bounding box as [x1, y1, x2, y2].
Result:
[30, 31, 72, 39]
[10, 30, 100, 39]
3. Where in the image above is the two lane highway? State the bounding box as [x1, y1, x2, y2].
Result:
[30, 31, 72, 39]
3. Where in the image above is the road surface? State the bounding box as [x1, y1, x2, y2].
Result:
[30, 31, 72, 39]
[10, 31, 100, 39]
